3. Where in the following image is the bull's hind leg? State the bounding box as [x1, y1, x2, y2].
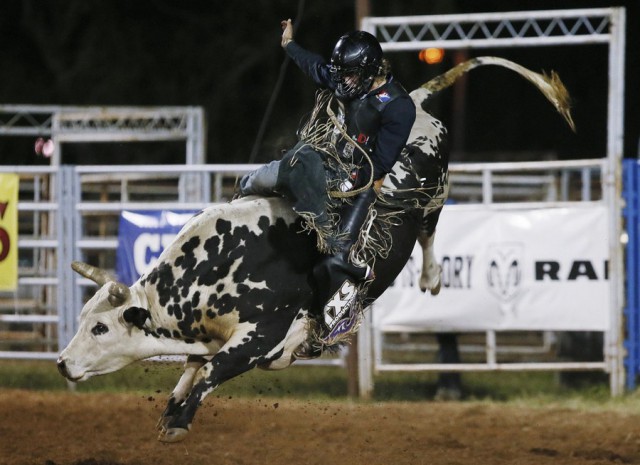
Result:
[156, 355, 212, 432]
[418, 208, 443, 295]
[418, 230, 441, 294]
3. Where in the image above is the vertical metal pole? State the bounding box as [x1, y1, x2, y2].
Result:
[185, 107, 205, 165]
[482, 169, 493, 205]
[201, 170, 211, 204]
[214, 173, 223, 203]
[605, 7, 626, 396]
[51, 111, 61, 167]
[581, 168, 591, 201]
[372, 305, 383, 371]
[546, 172, 558, 201]
[121, 179, 128, 202]
[187, 108, 207, 202]
[51, 113, 64, 351]
[346, 340, 359, 398]
[357, 309, 374, 398]
[56, 166, 77, 352]
[71, 168, 82, 336]
[486, 330, 497, 367]
[561, 170, 570, 201]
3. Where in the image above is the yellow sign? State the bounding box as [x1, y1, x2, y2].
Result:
[0, 174, 19, 291]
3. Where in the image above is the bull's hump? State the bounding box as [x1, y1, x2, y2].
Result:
[182, 198, 297, 239]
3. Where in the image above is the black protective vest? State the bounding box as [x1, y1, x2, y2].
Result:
[340, 79, 408, 162]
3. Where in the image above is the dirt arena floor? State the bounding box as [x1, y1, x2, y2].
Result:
[1, 389, 639, 465]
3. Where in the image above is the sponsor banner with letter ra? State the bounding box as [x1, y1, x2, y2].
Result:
[375, 206, 610, 331]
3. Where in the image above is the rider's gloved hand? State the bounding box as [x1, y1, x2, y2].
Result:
[281, 19, 294, 48]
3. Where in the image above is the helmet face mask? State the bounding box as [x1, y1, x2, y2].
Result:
[329, 65, 368, 100]
[330, 31, 383, 100]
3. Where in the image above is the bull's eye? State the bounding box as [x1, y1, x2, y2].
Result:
[91, 322, 109, 336]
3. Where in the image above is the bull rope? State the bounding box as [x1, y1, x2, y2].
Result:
[296, 90, 375, 198]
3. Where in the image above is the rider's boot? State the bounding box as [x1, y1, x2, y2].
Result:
[293, 188, 377, 359]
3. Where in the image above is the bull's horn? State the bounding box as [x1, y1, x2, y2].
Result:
[107, 282, 131, 307]
[71, 261, 113, 286]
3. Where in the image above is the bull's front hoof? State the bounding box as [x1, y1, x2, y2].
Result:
[156, 415, 173, 431]
[157, 427, 189, 443]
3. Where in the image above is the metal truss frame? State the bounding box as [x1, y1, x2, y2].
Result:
[0, 104, 205, 165]
[362, 8, 617, 49]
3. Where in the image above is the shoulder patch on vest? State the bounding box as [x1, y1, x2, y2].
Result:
[376, 91, 391, 103]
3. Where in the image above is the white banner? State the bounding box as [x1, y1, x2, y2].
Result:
[374, 206, 610, 331]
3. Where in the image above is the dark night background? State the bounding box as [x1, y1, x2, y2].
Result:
[0, 0, 637, 166]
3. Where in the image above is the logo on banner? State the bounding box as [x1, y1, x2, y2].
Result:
[486, 243, 523, 302]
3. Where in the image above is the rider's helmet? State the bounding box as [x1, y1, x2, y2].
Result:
[329, 31, 383, 100]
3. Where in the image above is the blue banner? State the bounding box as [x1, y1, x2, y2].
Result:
[116, 210, 197, 285]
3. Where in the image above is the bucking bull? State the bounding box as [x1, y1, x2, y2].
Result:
[57, 57, 574, 442]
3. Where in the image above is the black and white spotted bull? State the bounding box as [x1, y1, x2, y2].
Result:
[57, 57, 574, 443]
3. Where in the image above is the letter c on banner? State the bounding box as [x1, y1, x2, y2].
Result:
[133, 233, 161, 275]
[132, 232, 177, 276]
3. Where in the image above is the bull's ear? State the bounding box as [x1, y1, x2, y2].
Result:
[123, 307, 150, 329]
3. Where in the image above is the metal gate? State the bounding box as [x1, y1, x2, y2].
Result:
[0, 166, 58, 359]
[0, 104, 207, 360]
[357, 7, 627, 396]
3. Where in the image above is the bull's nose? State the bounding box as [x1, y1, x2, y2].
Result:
[56, 358, 68, 377]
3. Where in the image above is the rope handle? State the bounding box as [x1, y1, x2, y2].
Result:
[324, 97, 375, 199]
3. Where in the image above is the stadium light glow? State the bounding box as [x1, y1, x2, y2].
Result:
[419, 48, 445, 64]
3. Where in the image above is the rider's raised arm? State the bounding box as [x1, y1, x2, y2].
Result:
[280, 19, 334, 89]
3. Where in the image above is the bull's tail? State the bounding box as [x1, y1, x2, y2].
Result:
[421, 56, 575, 132]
